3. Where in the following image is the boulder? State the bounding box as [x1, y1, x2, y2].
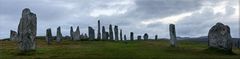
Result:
[208, 22, 232, 52]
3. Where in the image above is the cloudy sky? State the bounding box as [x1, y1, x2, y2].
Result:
[0, 0, 239, 39]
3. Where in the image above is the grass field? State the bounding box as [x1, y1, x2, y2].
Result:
[0, 39, 240, 59]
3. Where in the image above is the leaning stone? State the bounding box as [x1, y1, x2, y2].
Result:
[143, 33, 148, 40]
[208, 22, 233, 52]
[10, 30, 17, 41]
[88, 26, 95, 40]
[114, 25, 119, 41]
[46, 28, 52, 44]
[56, 26, 62, 43]
[17, 8, 37, 52]
[169, 24, 176, 47]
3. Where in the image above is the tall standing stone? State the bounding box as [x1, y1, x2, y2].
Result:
[114, 25, 119, 41]
[88, 26, 95, 40]
[102, 26, 106, 40]
[120, 29, 123, 41]
[124, 35, 127, 41]
[73, 26, 80, 40]
[130, 32, 134, 41]
[109, 24, 113, 40]
[17, 8, 37, 52]
[46, 28, 52, 44]
[155, 35, 158, 40]
[137, 36, 141, 40]
[10, 30, 17, 41]
[56, 26, 62, 43]
[143, 33, 149, 40]
[169, 24, 176, 47]
[97, 20, 101, 40]
[208, 22, 232, 52]
[70, 26, 74, 40]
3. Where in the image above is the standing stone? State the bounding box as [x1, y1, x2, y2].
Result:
[114, 25, 119, 41]
[208, 22, 232, 52]
[155, 35, 158, 40]
[120, 29, 123, 41]
[70, 26, 74, 40]
[97, 20, 101, 40]
[143, 33, 149, 40]
[17, 8, 37, 52]
[124, 35, 127, 41]
[105, 32, 109, 40]
[88, 26, 95, 40]
[46, 28, 52, 44]
[169, 24, 176, 47]
[109, 24, 113, 40]
[84, 33, 88, 39]
[56, 26, 62, 43]
[137, 36, 141, 40]
[73, 26, 80, 40]
[130, 32, 134, 41]
[102, 26, 106, 40]
[10, 30, 17, 41]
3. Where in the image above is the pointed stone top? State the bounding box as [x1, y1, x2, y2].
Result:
[216, 22, 224, 25]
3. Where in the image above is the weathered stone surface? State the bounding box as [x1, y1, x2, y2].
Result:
[56, 26, 62, 43]
[102, 26, 107, 40]
[46, 28, 52, 44]
[73, 26, 80, 40]
[114, 25, 119, 41]
[169, 24, 176, 47]
[105, 32, 109, 40]
[137, 36, 141, 40]
[70, 26, 74, 40]
[124, 35, 127, 41]
[120, 29, 123, 41]
[130, 32, 134, 41]
[143, 33, 148, 40]
[208, 22, 232, 52]
[109, 24, 113, 40]
[88, 26, 95, 40]
[97, 20, 101, 40]
[10, 30, 17, 41]
[17, 8, 37, 52]
[155, 35, 158, 40]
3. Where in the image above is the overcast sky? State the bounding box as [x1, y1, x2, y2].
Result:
[0, 0, 239, 39]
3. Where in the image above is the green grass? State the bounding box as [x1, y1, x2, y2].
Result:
[0, 39, 240, 59]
